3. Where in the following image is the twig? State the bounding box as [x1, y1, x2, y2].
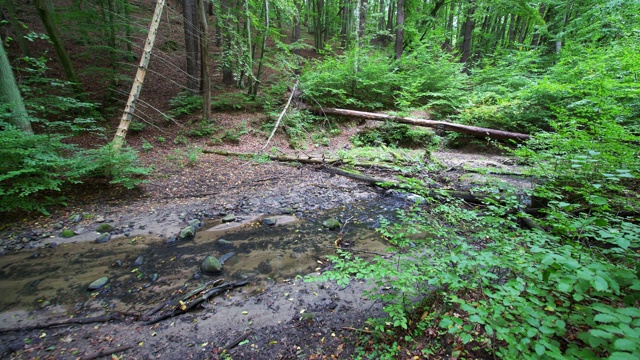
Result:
[0, 313, 121, 334]
[222, 330, 253, 351]
[80, 345, 134, 360]
[341, 326, 373, 334]
[261, 79, 298, 151]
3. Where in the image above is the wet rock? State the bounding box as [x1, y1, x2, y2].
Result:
[150, 273, 158, 282]
[217, 239, 234, 247]
[222, 214, 236, 223]
[95, 233, 111, 243]
[54, 222, 63, 230]
[95, 215, 105, 223]
[178, 225, 196, 240]
[188, 219, 201, 228]
[279, 207, 295, 215]
[262, 217, 277, 226]
[88, 277, 109, 290]
[96, 223, 114, 233]
[21, 237, 30, 243]
[256, 260, 273, 274]
[201, 255, 222, 274]
[322, 218, 341, 230]
[218, 252, 236, 264]
[133, 255, 144, 266]
[74, 227, 87, 235]
[69, 214, 82, 223]
[60, 229, 75, 238]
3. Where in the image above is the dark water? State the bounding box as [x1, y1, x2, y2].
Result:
[0, 196, 408, 313]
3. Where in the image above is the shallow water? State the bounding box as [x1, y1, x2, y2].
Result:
[0, 196, 408, 313]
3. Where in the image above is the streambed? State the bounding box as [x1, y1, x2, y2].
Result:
[0, 196, 408, 315]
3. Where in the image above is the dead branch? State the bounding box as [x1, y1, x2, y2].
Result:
[310, 107, 531, 141]
[261, 80, 298, 151]
[0, 313, 121, 334]
[80, 345, 134, 360]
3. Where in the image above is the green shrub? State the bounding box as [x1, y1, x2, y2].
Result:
[351, 122, 435, 148]
[168, 90, 202, 118]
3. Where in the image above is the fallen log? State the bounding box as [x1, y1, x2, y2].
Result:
[202, 149, 340, 165]
[80, 345, 133, 360]
[310, 107, 530, 141]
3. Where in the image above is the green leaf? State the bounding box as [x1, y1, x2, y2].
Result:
[608, 352, 637, 360]
[592, 276, 609, 292]
[613, 338, 638, 351]
[594, 314, 619, 323]
[535, 343, 545, 356]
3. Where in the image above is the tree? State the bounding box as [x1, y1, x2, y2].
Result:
[33, 0, 83, 95]
[0, 37, 32, 133]
[183, 0, 200, 93]
[197, 0, 211, 118]
[394, 0, 404, 59]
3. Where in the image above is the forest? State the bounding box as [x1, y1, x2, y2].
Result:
[1, 0, 639, 358]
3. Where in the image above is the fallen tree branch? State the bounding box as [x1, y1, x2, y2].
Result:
[0, 313, 121, 334]
[222, 331, 253, 351]
[261, 80, 298, 151]
[80, 345, 133, 360]
[144, 281, 248, 325]
[309, 107, 531, 141]
[203, 149, 340, 165]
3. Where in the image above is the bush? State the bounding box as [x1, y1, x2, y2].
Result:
[351, 122, 435, 148]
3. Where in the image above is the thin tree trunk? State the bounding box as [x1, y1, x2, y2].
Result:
[183, 0, 199, 93]
[459, 0, 476, 68]
[394, 0, 404, 59]
[197, 0, 211, 119]
[251, 0, 269, 96]
[33, 0, 83, 95]
[1, 0, 30, 57]
[0, 37, 32, 133]
[113, 0, 165, 148]
[358, 0, 367, 41]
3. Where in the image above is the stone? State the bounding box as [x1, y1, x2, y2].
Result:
[21, 237, 30, 243]
[256, 260, 272, 274]
[95, 233, 111, 243]
[96, 223, 114, 233]
[69, 214, 82, 223]
[262, 217, 277, 226]
[322, 218, 341, 230]
[95, 215, 105, 223]
[133, 256, 144, 267]
[60, 230, 75, 238]
[221, 214, 236, 223]
[217, 239, 234, 247]
[178, 225, 196, 240]
[74, 227, 87, 235]
[188, 219, 201, 228]
[88, 277, 109, 290]
[201, 255, 222, 274]
[54, 222, 63, 230]
[279, 207, 295, 215]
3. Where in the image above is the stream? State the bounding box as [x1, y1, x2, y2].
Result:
[0, 195, 411, 314]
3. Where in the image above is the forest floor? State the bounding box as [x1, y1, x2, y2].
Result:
[0, 115, 531, 359]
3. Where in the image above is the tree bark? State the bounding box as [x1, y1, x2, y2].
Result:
[394, 0, 404, 59]
[459, 0, 476, 68]
[358, 0, 367, 41]
[309, 107, 531, 141]
[113, 0, 165, 148]
[197, 0, 211, 118]
[1, 0, 30, 57]
[183, 0, 199, 93]
[0, 37, 32, 133]
[33, 0, 83, 95]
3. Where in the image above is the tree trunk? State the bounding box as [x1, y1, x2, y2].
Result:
[113, 0, 165, 148]
[340, 0, 349, 47]
[197, 0, 211, 119]
[33, 0, 83, 95]
[1, 0, 30, 57]
[183, 0, 199, 93]
[358, 0, 367, 41]
[0, 37, 32, 133]
[309, 107, 531, 141]
[459, 0, 476, 69]
[394, 0, 404, 59]
[250, 0, 269, 97]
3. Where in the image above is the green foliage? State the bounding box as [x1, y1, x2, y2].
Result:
[351, 122, 435, 148]
[0, 123, 150, 213]
[300, 46, 467, 113]
[168, 91, 202, 118]
[186, 119, 218, 138]
[218, 121, 250, 144]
